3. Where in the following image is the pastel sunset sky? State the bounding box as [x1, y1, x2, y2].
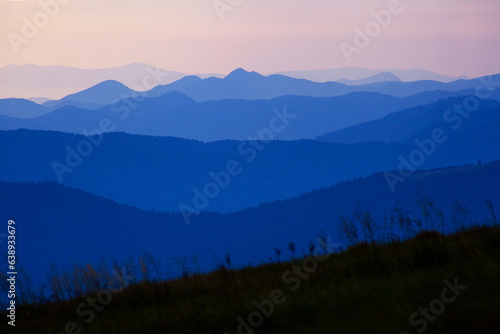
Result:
[1, 0, 499, 77]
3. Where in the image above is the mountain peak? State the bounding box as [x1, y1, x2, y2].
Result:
[152, 90, 196, 105]
[41, 80, 134, 108]
[91, 80, 129, 90]
[225, 68, 262, 80]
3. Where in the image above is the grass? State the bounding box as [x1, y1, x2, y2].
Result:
[3, 226, 500, 334]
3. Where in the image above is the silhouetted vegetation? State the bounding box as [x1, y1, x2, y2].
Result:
[2, 211, 499, 333]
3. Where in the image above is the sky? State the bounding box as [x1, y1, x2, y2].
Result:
[1, 0, 499, 77]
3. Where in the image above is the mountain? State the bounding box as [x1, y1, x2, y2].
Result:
[1, 122, 500, 213]
[141, 70, 499, 101]
[337, 72, 402, 85]
[37, 76, 204, 110]
[316, 97, 500, 144]
[389, 68, 470, 82]
[7, 70, 497, 112]
[0, 98, 51, 118]
[3, 160, 500, 289]
[43, 80, 137, 110]
[27, 97, 52, 104]
[148, 75, 203, 97]
[0, 114, 29, 128]
[0, 91, 481, 141]
[0, 64, 483, 102]
[275, 67, 469, 83]
[0, 63, 224, 99]
[149, 68, 351, 101]
[0, 129, 404, 213]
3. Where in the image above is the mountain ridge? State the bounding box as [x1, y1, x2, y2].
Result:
[1, 124, 499, 213]
[3, 159, 500, 289]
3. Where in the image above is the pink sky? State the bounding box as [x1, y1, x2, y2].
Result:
[1, 0, 499, 77]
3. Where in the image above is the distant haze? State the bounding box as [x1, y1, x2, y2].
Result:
[1, 0, 499, 78]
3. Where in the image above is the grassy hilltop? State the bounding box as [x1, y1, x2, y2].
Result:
[3, 225, 500, 334]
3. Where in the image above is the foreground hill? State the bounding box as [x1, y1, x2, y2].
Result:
[3, 226, 499, 333]
[1, 161, 500, 291]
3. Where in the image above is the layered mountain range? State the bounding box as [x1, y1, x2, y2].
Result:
[1, 67, 499, 288]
